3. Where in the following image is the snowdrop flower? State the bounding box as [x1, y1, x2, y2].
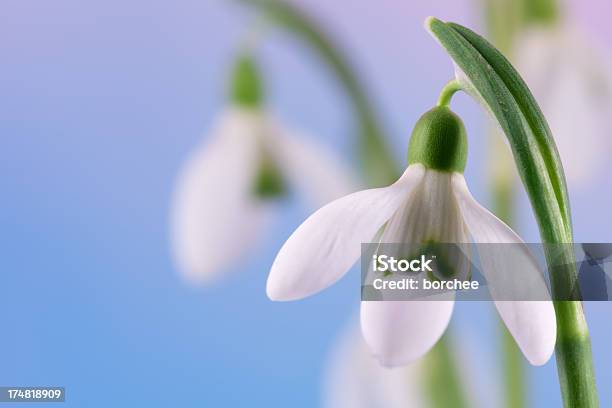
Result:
[515, 22, 612, 186]
[267, 105, 556, 367]
[323, 322, 427, 408]
[171, 55, 357, 284]
[324, 321, 491, 408]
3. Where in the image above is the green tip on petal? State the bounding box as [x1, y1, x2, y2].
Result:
[230, 54, 263, 108]
[253, 152, 287, 199]
[408, 106, 468, 173]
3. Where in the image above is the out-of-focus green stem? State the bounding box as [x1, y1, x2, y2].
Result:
[240, 0, 397, 186]
[424, 335, 469, 408]
[521, 0, 560, 26]
[482, 0, 523, 54]
[482, 0, 560, 54]
[491, 152, 526, 408]
[483, 2, 525, 406]
[501, 323, 526, 408]
[483, 1, 561, 405]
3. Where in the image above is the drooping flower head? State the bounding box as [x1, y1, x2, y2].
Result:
[171, 54, 357, 284]
[267, 104, 556, 367]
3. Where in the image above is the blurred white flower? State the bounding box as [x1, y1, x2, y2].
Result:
[323, 322, 427, 408]
[267, 107, 556, 367]
[170, 56, 357, 284]
[515, 22, 612, 186]
[324, 321, 493, 408]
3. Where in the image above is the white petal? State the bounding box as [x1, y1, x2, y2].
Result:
[267, 165, 426, 301]
[377, 170, 471, 283]
[452, 174, 556, 365]
[170, 109, 269, 284]
[360, 297, 454, 367]
[380, 170, 467, 243]
[266, 120, 360, 207]
[359, 170, 462, 365]
[324, 320, 426, 408]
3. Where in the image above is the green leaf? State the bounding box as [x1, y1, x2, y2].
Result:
[426, 18, 599, 408]
[425, 17, 571, 244]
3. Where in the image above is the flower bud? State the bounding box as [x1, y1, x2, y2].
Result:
[407, 106, 468, 173]
[230, 54, 263, 108]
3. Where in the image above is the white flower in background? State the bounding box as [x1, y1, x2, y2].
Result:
[324, 322, 491, 408]
[267, 106, 556, 367]
[515, 22, 612, 186]
[323, 322, 427, 408]
[171, 55, 357, 284]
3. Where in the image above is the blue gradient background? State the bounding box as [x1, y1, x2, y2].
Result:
[1, 0, 611, 406]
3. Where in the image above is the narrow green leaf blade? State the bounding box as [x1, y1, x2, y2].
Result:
[426, 17, 569, 243]
[426, 17, 599, 408]
[447, 22, 571, 235]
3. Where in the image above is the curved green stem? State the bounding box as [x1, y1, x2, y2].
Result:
[437, 80, 462, 107]
[239, 0, 397, 186]
[428, 18, 598, 407]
